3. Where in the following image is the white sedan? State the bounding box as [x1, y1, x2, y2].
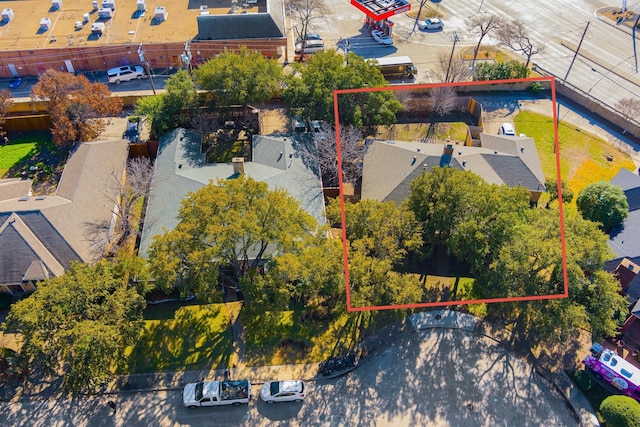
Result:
[260, 380, 306, 403]
[419, 18, 444, 30]
[371, 30, 393, 46]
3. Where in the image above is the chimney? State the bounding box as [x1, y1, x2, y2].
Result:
[443, 144, 453, 155]
[232, 157, 245, 175]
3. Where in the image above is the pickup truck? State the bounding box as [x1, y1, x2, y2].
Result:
[183, 380, 251, 408]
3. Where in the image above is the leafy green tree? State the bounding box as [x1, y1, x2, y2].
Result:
[4, 261, 146, 394]
[447, 183, 531, 274]
[473, 61, 528, 81]
[194, 47, 284, 108]
[600, 395, 640, 427]
[576, 181, 629, 232]
[326, 198, 423, 307]
[284, 50, 402, 128]
[134, 69, 198, 138]
[406, 167, 485, 254]
[147, 176, 317, 301]
[475, 208, 627, 345]
[243, 235, 345, 313]
[545, 178, 574, 205]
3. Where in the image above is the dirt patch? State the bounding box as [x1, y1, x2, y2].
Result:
[599, 7, 639, 29]
[461, 46, 499, 60]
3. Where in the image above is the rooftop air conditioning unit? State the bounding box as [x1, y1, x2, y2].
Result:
[90, 21, 105, 34]
[74, 21, 83, 30]
[92, 0, 99, 10]
[199, 5, 209, 15]
[154, 6, 167, 21]
[98, 7, 113, 18]
[102, 0, 115, 10]
[136, 0, 146, 11]
[1, 8, 14, 22]
[51, 0, 62, 10]
[83, 12, 90, 22]
[40, 17, 52, 31]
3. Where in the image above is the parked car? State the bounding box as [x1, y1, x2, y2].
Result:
[8, 77, 22, 89]
[107, 65, 145, 84]
[183, 380, 251, 408]
[260, 380, 305, 403]
[498, 123, 516, 136]
[371, 30, 393, 46]
[296, 33, 322, 43]
[419, 18, 444, 30]
[294, 40, 325, 54]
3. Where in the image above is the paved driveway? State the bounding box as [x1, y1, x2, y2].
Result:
[0, 328, 577, 426]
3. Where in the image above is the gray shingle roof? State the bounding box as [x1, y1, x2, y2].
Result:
[195, 15, 284, 40]
[0, 223, 41, 285]
[361, 139, 545, 203]
[608, 168, 640, 259]
[0, 211, 77, 286]
[139, 129, 325, 257]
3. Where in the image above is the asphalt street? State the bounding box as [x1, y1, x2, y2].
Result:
[0, 328, 578, 427]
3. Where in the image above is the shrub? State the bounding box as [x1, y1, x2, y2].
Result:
[528, 82, 544, 94]
[600, 395, 640, 427]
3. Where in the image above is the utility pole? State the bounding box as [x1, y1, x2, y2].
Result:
[183, 41, 193, 75]
[444, 31, 459, 83]
[563, 21, 590, 84]
[138, 43, 157, 95]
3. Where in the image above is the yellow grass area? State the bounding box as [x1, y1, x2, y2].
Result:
[515, 111, 636, 198]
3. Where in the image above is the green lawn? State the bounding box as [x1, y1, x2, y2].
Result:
[0, 141, 37, 177]
[514, 111, 635, 197]
[123, 303, 233, 374]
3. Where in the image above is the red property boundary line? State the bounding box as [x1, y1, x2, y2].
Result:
[333, 76, 568, 312]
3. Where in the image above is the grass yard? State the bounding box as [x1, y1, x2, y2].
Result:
[378, 122, 468, 143]
[243, 309, 351, 366]
[514, 111, 635, 197]
[123, 303, 234, 374]
[0, 140, 37, 177]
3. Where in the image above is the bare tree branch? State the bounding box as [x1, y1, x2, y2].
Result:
[297, 124, 366, 187]
[496, 20, 543, 69]
[466, 15, 503, 74]
[431, 51, 472, 83]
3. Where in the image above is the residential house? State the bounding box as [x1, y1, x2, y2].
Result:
[361, 133, 546, 204]
[138, 129, 325, 259]
[0, 140, 129, 295]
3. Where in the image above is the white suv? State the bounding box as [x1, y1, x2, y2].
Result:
[107, 65, 145, 84]
[260, 380, 305, 403]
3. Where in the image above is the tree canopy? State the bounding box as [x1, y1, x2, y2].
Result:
[474, 208, 627, 345]
[194, 47, 284, 108]
[4, 261, 146, 394]
[147, 176, 318, 301]
[576, 181, 629, 232]
[31, 70, 122, 146]
[284, 50, 402, 128]
[327, 198, 424, 307]
[134, 69, 198, 138]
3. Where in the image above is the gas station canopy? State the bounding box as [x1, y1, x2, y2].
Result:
[350, 0, 411, 21]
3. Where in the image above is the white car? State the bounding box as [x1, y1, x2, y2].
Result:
[371, 30, 393, 46]
[419, 18, 444, 30]
[107, 65, 145, 84]
[260, 380, 306, 403]
[499, 123, 516, 136]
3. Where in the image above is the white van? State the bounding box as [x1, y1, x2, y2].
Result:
[295, 40, 325, 54]
[107, 65, 145, 84]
